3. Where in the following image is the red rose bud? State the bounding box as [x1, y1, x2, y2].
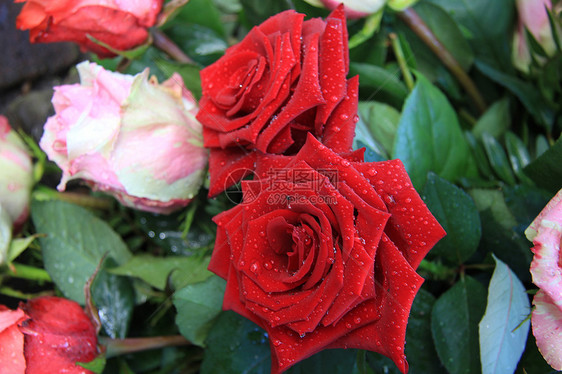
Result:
[209, 134, 446, 373]
[15, 0, 164, 57]
[40, 61, 208, 214]
[0, 296, 99, 374]
[0, 116, 33, 232]
[525, 189, 562, 370]
[197, 7, 359, 196]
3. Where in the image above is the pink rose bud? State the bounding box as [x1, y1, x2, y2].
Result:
[0, 296, 99, 374]
[0, 116, 33, 230]
[512, 0, 561, 72]
[40, 61, 208, 214]
[525, 189, 562, 370]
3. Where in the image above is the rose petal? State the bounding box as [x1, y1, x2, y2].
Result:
[532, 290, 562, 370]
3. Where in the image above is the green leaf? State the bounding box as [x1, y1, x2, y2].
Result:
[479, 256, 530, 374]
[240, 0, 293, 26]
[353, 118, 387, 161]
[109, 254, 212, 291]
[426, 0, 514, 71]
[171, 0, 225, 37]
[174, 275, 226, 347]
[201, 311, 271, 374]
[472, 98, 511, 139]
[165, 24, 227, 66]
[481, 132, 517, 185]
[358, 101, 401, 158]
[476, 61, 555, 129]
[392, 75, 476, 189]
[287, 349, 357, 373]
[0, 205, 12, 265]
[422, 173, 481, 265]
[431, 276, 487, 374]
[92, 267, 135, 339]
[153, 59, 203, 100]
[77, 354, 106, 374]
[523, 136, 562, 193]
[31, 200, 132, 304]
[465, 131, 495, 180]
[504, 132, 533, 184]
[349, 62, 409, 108]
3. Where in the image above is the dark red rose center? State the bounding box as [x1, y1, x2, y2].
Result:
[266, 213, 332, 290]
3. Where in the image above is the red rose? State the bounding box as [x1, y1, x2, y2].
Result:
[15, 0, 163, 57]
[0, 296, 99, 374]
[209, 134, 445, 373]
[197, 6, 359, 196]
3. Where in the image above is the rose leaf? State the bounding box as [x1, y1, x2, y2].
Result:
[431, 276, 487, 374]
[478, 256, 530, 374]
[201, 311, 271, 374]
[422, 173, 481, 265]
[392, 74, 477, 189]
[31, 200, 132, 305]
[523, 136, 562, 193]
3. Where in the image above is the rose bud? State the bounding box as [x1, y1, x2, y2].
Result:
[0, 115, 33, 231]
[525, 189, 562, 370]
[15, 0, 164, 57]
[0, 296, 99, 374]
[197, 6, 359, 196]
[209, 134, 445, 373]
[512, 0, 561, 72]
[40, 61, 208, 214]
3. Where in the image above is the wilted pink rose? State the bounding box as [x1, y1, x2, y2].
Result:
[512, 0, 561, 72]
[0, 116, 33, 230]
[0, 296, 98, 374]
[15, 0, 164, 57]
[40, 61, 208, 214]
[525, 189, 562, 370]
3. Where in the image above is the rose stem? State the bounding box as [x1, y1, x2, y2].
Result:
[7, 263, 52, 282]
[100, 336, 191, 358]
[32, 187, 113, 210]
[397, 8, 487, 114]
[151, 29, 193, 64]
[389, 33, 415, 91]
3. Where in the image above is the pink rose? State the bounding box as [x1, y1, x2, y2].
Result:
[0, 116, 33, 231]
[15, 0, 164, 57]
[40, 61, 208, 214]
[0, 296, 99, 374]
[525, 189, 562, 370]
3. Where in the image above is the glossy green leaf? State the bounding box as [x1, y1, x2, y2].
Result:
[201, 311, 271, 374]
[476, 61, 555, 129]
[7, 235, 38, 263]
[31, 200, 132, 304]
[472, 98, 511, 139]
[392, 75, 476, 189]
[465, 131, 494, 180]
[109, 254, 212, 291]
[422, 173, 481, 265]
[349, 62, 409, 108]
[358, 101, 401, 158]
[523, 136, 562, 193]
[240, 0, 293, 26]
[287, 349, 358, 373]
[171, 0, 225, 37]
[431, 276, 487, 374]
[0, 205, 12, 265]
[481, 132, 517, 185]
[92, 268, 135, 339]
[427, 0, 514, 71]
[174, 275, 226, 347]
[153, 59, 202, 100]
[165, 24, 227, 66]
[504, 132, 533, 183]
[77, 354, 106, 374]
[479, 256, 530, 374]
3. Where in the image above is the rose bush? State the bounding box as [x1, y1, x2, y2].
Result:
[0, 115, 33, 231]
[0, 296, 98, 374]
[197, 7, 359, 196]
[15, 0, 164, 57]
[208, 134, 445, 373]
[525, 189, 562, 370]
[40, 61, 208, 214]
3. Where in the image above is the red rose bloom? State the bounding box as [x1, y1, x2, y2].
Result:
[15, 0, 163, 57]
[0, 296, 99, 374]
[197, 6, 359, 196]
[209, 135, 445, 373]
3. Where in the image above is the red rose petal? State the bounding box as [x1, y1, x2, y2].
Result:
[355, 160, 446, 269]
[322, 76, 359, 153]
[19, 297, 98, 374]
[207, 148, 257, 197]
[0, 307, 27, 374]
